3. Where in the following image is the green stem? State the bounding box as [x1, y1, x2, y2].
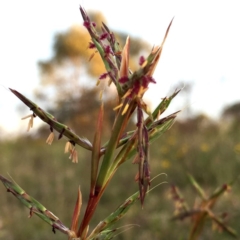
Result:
[78, 102, 135, 237]
[96, 101, 133, 189]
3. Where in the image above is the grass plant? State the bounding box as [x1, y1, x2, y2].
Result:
[0, 6, 179, 239]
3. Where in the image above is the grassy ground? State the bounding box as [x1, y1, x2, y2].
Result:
[0, 115, 240, 240]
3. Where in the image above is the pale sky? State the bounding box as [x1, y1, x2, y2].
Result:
[0, 1, 240, 137]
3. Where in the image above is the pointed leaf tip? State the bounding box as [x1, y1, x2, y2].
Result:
[70, 186, 82, 233]
[120, 36, 130, 78]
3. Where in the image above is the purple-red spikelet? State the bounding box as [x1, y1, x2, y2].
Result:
[132, 81, 141, 96]
[100, 32, 109, 40]
[83, 19, 96, 29]
[104, 45, 113, 56]
[99, 72, 109, 80]
[88, 42, 96, 49]
[139, 56, 145, 66]
[83, 20, 91, 29]
[142, 76, 156, 88]
[119, 76, 129, 84]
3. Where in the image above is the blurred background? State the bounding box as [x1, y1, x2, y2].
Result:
[1, 1, 240, 239]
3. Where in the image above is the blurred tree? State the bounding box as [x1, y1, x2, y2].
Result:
[222, 102, 240, 120]
[221, 102, 240, 134]
[36, 11, 150, 137]
[174, 113, 218, 135]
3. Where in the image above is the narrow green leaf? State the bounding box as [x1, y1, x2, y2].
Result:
[87, 191, 139, 239]
[148, 113, 178, 143]
[10, 88, 93, 151]
[88, 177, 166, 240]
[209, 176, 238, 201]
[187, 173, 207, 200]
[207, 209, 238, 238]
[0, 175, 70, 236]
[92, 38, 111, 72]
[91, 103, 104, 195]
[145, 89, 181, 127]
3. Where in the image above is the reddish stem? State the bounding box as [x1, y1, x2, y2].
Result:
[77, 183, 108, 237]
